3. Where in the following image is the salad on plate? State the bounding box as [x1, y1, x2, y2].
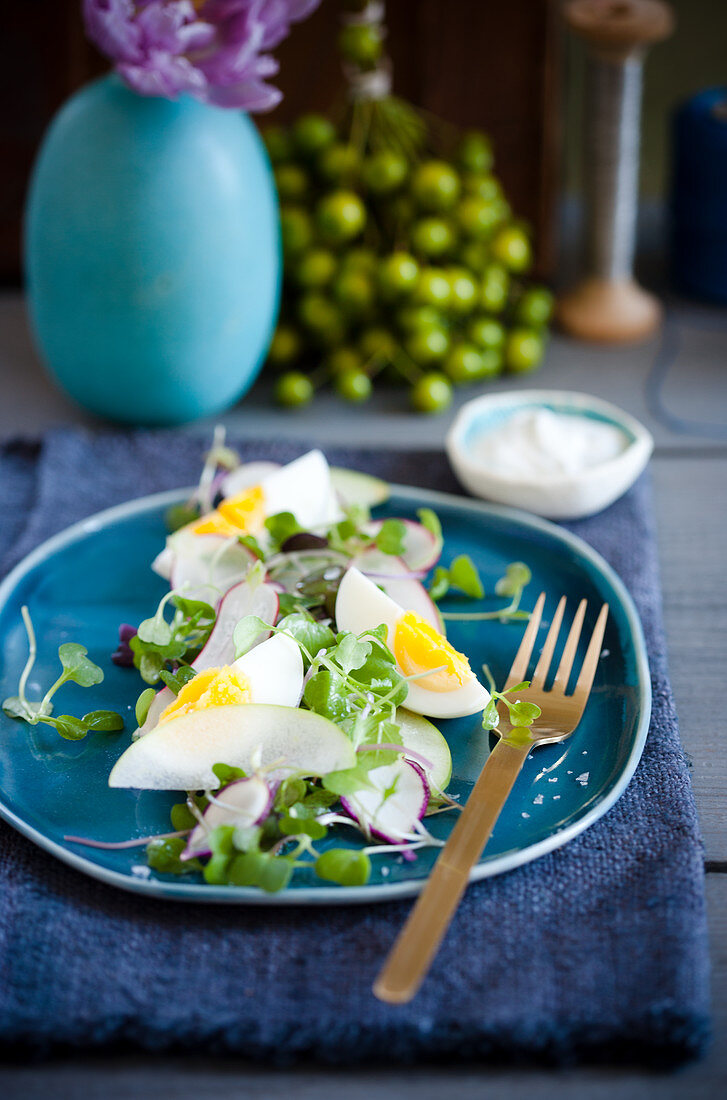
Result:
[3, 440, 536, 894]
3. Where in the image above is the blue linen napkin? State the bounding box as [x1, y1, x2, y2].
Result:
[0, 429, 711, 1066]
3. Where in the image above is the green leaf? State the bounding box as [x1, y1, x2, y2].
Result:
[417, 507, 442, 542]
[231, 824, 263, 852]
[135, 687, 157, 728]
[448, 555, 485, 599]
[58, 643, 105, 687]
[304, 670, 351, 724]
[274, 777, 308, 811]
[238, 534, 266, 560]
[171, 594, 216, 624]
[81, 709, 124, 732]
[481, 698, 500, 730]
[508, 700, 542, 727]
[136, 649, 166, 685]
[495, 562, 532, 598]
[52, 715, 91, 741]
[429, 567, 450, 602]
[2, 695, 34, 721]
[277, 613, 335, 658]
[232, 615, 271, 658]
[227, 851, 294, 893]
[264, 511, 302, 549]
[315, 848, 371, 887]
[203, 852, 232, 884]
[147, 836, 200, 875]
[170, 800, 199, 831]
[159, 665, 196, 696]
[279, 813, 327, 840]
[208, 824, 236, 856]
[322, 765, 375, 797]
[374, 518, 407, 556]
[136, 612, 173, 648]
[332, 633, 371, 675]
[212, 762, 247, 785]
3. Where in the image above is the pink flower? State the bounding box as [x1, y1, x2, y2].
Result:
[83, 0, 320, 111]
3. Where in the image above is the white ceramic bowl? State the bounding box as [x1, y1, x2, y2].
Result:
[446, 390, 654, 520]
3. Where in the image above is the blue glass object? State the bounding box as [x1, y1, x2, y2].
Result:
[25, 76, 281, 425]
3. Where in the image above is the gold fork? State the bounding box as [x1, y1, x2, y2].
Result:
[374, 592, 609, 1005]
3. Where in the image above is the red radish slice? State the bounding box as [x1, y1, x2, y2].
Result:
[171, 535, 254, 607]
[364, 518, 442, 572]
[353, 550, 445, 633]
[193, 581, 278, 671]
[220, 461, 281, 498]
[183, 777, 273, 860]
[133, 686, 174, 740]
[340, 759, 429, 844]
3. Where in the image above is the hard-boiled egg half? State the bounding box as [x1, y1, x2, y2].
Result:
[154, 633, 303, 728]
[335, 567, 490, 720]
[191, 449, 342, 540]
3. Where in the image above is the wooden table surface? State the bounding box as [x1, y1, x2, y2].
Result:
[0, 293, 725, 1098]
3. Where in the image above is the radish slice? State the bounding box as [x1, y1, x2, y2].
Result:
[341, 759, 429, 843]
[171, 534, 254, 607]
[183, 777, 273, 860]
[364, 518, 442, 572]
[353, 549, 445, 633]
[220, 461, 281, 498]
[330, 467, 390, 509]
[193, 581, 278, 671]
[109, 704, 356, 791]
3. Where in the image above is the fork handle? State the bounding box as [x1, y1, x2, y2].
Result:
[373, 737, 532, 1004]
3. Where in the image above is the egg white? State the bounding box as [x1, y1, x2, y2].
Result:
[230, 632, 303, 708]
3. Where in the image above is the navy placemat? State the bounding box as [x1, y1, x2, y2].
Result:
[0, 429, 711, 1066]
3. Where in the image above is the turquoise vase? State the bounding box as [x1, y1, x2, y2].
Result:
[25, 75, 281, 426]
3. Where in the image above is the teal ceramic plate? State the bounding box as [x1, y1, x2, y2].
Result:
[0, 485, 650, 905]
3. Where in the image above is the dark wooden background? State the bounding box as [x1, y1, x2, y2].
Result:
[1, 0, 559, 283]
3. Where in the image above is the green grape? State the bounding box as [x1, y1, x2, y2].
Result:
[456, 131, 494, 175]
[275, 371, 314, 407]
[268, 324, 302, 366]
[261, 125, 292, 164]
[411, 161, 461, 212]
[327, 346, 364, 376]
[318, 142, 360, 185]
[447, 267, 478, 314]
[458, 240, 489, 273]
[505, 328, 545, 372]
[515, 287, 554, 328]
[457, 196, 501, 240]
[294, 248, 337, 289]
[396, 305, 443, 333]
[274, 163, 308, 202]
[298, 293, 346, 345]
[479, 262, 510, 313]
[335, 369, 372, 403]
[491, 225, 532, 273]
[316, 190, 366, 245]
[415, 268, 452, 308]
[362, 150, 408, 194]
[468, 315, 506, 351]
[477, 348, 504, 378]
[280, 205, 313, 256]
[411, 217, 456, 259]
[405, 326, 449, 365]
[462, 173, 502, 202]
[443, 342, 487, 384]
[411, 373, 453, 413]
[378, 252, 420, 300]
[339, 23, 383, 67]
[332, 268, 375, 315]
[341, 247, 377, 275]
[388, 195, 415, 226]
[292, 114, 336, 157]
[359, 326, 398, 362]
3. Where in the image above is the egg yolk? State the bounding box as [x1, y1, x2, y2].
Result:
[191, 485, 266, 537]
[393, 611, 473, 693]
[158, 666, 252, 724]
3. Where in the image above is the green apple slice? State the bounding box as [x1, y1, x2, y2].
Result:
[109, 704, 356, 791]
[330, 466, 391, 509]
[397, 708, 452, 794]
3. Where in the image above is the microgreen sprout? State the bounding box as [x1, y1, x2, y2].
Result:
[1, 606, 123, 741]
[438, 561, 533, 623]
[480, 664, 542, 734]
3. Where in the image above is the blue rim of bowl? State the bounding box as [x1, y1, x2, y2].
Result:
[447, 389, 654, 488]
[0, 484, 651, 906]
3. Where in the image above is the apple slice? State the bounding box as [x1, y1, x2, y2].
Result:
[330, 467, 390, 509]
[397, 709, 452, 794]
[109, 704, 356, 791]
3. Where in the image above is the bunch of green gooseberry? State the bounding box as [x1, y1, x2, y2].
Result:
[262, 114, 554, 413]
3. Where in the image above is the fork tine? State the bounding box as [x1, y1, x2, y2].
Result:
[552, 598, 587, 692]
[572, 603, 609, 705]
[503, 591, 545, 690]
[530, 595, 566, 688]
